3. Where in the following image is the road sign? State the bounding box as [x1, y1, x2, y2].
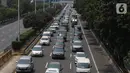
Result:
[116, 3, 127, 14]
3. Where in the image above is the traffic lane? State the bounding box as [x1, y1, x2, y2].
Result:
[32, 33, 56, 73]
[69, 30, 97, 73]
[82, 35, 98, 73]
[32, 29, 72, 73]
[83, 30, 118, 73]
[49, 28, 73, 73]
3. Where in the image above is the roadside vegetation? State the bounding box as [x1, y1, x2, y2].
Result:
[74, 0, 130, 72]
[12, 3, 63, 51]
[0, 0, 49, 24]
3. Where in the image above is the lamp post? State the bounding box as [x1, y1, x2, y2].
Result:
[35, 0, 37, 14]
[43, 0, 45, 12]
[17, 0, 20, 41]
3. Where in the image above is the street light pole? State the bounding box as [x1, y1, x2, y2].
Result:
[18, 0, 20, 41]
[43, 0, 45, 12]
[35, 0, 37, 14]
[49, 0, 50, 8]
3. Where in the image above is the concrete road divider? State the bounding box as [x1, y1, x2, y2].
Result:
[0, 49, 12, 68]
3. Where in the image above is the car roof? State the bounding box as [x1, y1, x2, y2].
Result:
[20, 56, 31, 60]
[77, 58, 90, 63]
[42, 36, 49, 38]
[76, 52, 85, 54]
[43, 31, 51, 33]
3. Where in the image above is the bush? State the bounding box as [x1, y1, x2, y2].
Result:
[12, 29, 36, 50]
[12, 41, 22, 50]
[20, 29, 35, 42]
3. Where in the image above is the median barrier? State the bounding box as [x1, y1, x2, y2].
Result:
[0, 49, 12, 68]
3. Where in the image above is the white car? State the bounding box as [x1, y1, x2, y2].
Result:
[39, 36, 50, 45]
[45, 68, 59, 73]
[48, 27, 56, 33]
[42, 31, 51, 38]
[74, 52, 87, 63]
[53, 22, 59, 25]
[76, 58, 91, 73]
[72, 41, 83, 52]
[31, 45, 44, 56]
[50, 25, 59, 30]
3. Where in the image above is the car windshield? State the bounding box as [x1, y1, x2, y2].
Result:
[43, 34, 50, 36]
[77, 63, 90, 68]
[50, 27, 56, 30]
[73, 38, 80, 41]
[18, 59, 30, 64]
[56, 42, 63, 45]
[54, 48, 64, 52]
[48, 63, 60, 68]
[42, 38, 48, 40]
[77, 53, 86, 57]
[73, 42, 81, 45]
[32, 47, 41, 51]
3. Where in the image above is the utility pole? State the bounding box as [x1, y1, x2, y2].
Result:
[18, 0, 20, 41]
[35, 0, 37, 14]
[43, 0, 45, 12]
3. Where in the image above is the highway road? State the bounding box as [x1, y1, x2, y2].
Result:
[31, 5, 122, 73]
[14, 3, 122, 73]
[30, 6, 98, 73]
[0, 19, 29, 51]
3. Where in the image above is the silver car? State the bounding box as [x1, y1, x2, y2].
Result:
[16, 56, 34, 73]
[31, 45, 44, 56]
[72, 41, 83, 52]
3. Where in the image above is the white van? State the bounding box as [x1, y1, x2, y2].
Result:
[76, 58, 91, 73]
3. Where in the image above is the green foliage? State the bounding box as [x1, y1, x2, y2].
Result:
[12, 41, 22, 50]
[23, 4, 62, 31]
[20, 29, 36, 43]
[12, 29, 36, 50]
[74, 0, 130, 71]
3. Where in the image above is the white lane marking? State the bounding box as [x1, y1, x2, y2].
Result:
[70, 62, 72, 69]
[45, 62, 48, 68]
[50, 52, 52, 56]
[70, 54, 72, 58]
[79, 18, 99, 73]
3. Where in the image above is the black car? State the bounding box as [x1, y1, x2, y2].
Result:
[52, 48, 65, 59]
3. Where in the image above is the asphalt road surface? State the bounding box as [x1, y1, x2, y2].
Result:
[0, 19, 29, 51]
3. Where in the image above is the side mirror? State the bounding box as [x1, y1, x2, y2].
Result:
[16, 61, 18, 63]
